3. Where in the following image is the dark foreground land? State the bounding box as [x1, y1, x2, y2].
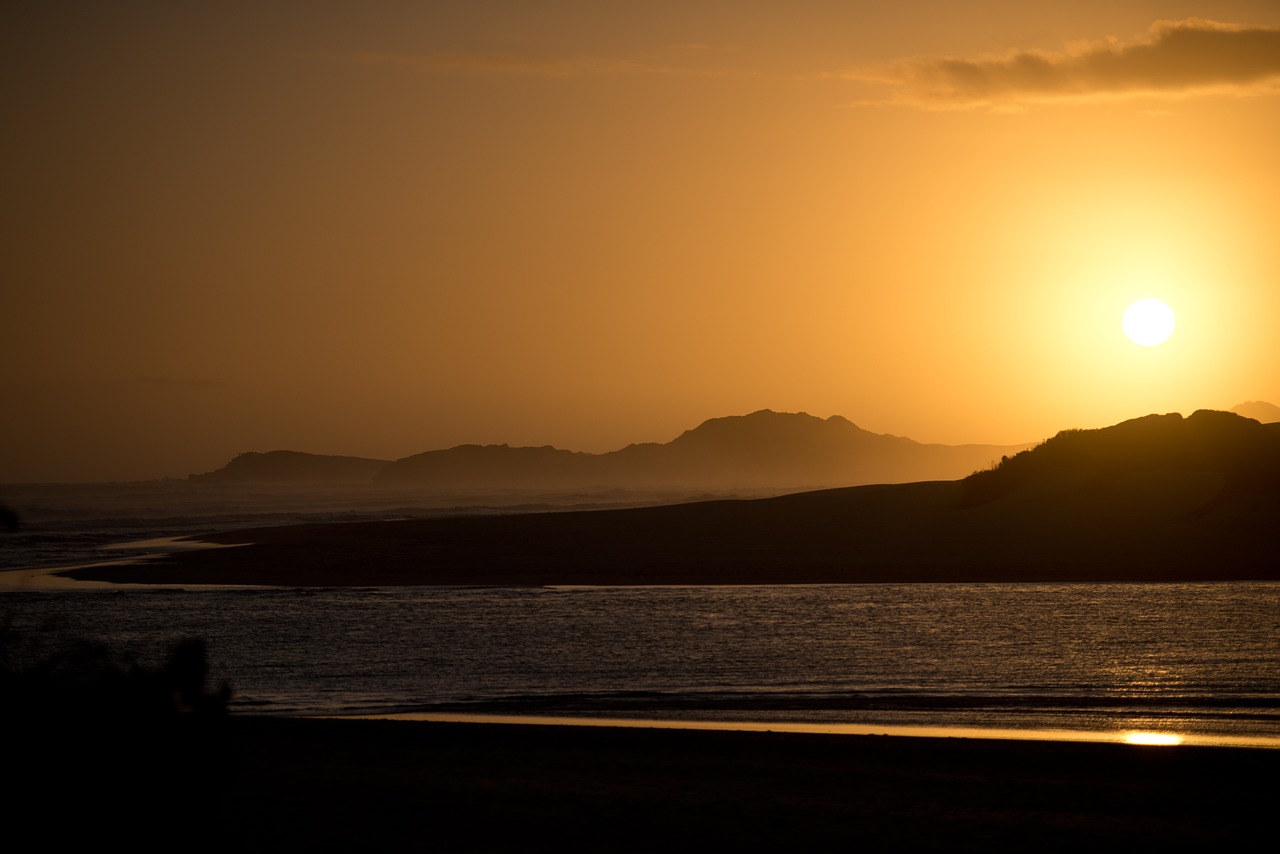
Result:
[232, 720, 1276, 852]
[13, 717, 1276, 851]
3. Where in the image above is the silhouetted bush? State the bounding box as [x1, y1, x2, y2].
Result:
[1, 634, 229, 721]
[2, 632, 234, 847]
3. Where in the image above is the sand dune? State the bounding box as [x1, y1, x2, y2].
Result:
[63, 473, 1276, 586]
[61, 410, 1279, 587]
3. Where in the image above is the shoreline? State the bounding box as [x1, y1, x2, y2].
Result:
[52, 478, 1280, 587]
[220, 717, 1280, 850]
[342, 710, 1280, 750]
[16, 555, 1280, 592]
[18, 714, 1274, 849]
[20, 715, 1270, 851]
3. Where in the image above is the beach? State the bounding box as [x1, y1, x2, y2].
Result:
[16, 716, 1273, 851]
[228, 720, 1279, 850]
[14, 477, 1278, 850]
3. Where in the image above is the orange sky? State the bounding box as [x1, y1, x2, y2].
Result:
[4, 2, 1279, 482]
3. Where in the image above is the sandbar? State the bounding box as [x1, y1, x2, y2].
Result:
[60, 481, 1280, 586]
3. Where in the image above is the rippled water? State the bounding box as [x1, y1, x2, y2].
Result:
[5, 582, 1278, 740]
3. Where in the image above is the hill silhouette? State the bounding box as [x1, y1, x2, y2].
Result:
[80, 409, 1278, 586]
[1231, 400, 1280, 423]
[373, 410, 1029, 490]
[190, 450, 390, 483]
[187, 410, 1027, 489]
[962, 410, 1280, 506]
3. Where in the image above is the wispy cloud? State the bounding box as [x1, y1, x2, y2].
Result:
[852, 19, 1280, 108]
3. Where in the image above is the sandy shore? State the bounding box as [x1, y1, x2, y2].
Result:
[60, 480, 1280, 586]
[13, 716, 1274, 851]
[228, 719, 1278, 851]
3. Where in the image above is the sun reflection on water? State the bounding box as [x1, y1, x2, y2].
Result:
[1124, 732, 1183, 746]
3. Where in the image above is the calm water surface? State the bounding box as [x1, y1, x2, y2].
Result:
[5, 582, 1278, 741]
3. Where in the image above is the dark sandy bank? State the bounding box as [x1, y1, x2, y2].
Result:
[64, 474, 1279, 586]
[16, 716, 1274, 851]
[227, 719, 1278, 851]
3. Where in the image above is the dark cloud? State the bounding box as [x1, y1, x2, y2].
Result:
[862, 19, 1280, 107]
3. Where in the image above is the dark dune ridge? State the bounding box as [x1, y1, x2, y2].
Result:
[65, 410, 1280, 587]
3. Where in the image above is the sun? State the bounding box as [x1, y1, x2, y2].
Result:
[1122, 298, 1176, 346]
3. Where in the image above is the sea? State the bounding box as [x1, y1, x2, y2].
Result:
[3, 482, 1279, 747]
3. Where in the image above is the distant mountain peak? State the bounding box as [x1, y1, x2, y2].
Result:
[1231, 400, 1280, 423]
[375, 409, 1028, 488]
[669, 409, 871, 449]
[682, 409, 860, 434]
[190, 450, 390, 483]
[190, 409, 1029, 489]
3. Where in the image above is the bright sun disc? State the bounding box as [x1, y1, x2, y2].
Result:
[1122, 298, 1176, 346]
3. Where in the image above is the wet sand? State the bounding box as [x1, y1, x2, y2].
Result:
[56, 716, 1276, 851]
[61, 480, 1280, 586]
[10, 710, 1276, 851]
[18, 715, 1273, 850]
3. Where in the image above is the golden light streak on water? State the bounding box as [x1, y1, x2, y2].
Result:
[1124, 732, 1183, 746]
[342, 714, 1280, 749]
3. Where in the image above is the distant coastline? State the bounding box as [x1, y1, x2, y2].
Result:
[63, 478, 1278, 587]
[188, 409, 1031, 490]
[39, 409, 1280, 588]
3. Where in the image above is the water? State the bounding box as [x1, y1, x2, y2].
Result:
[5, 581, 1278, 741]
[4, 482, 1278, 742]
[0, 481, 739, 571]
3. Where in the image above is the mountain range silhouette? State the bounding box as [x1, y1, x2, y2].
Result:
[82, 407, 1280, 586]
[191, 409, 1030, 490]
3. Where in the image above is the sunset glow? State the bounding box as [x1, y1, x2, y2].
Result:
[6, 11, 1279, 851]
[2, 2, 1279, 482]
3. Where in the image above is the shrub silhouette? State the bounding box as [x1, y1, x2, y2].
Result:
[1, 635, 229, 721]
[0, 503, 17, 532]
[2, 633, 234, 844]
